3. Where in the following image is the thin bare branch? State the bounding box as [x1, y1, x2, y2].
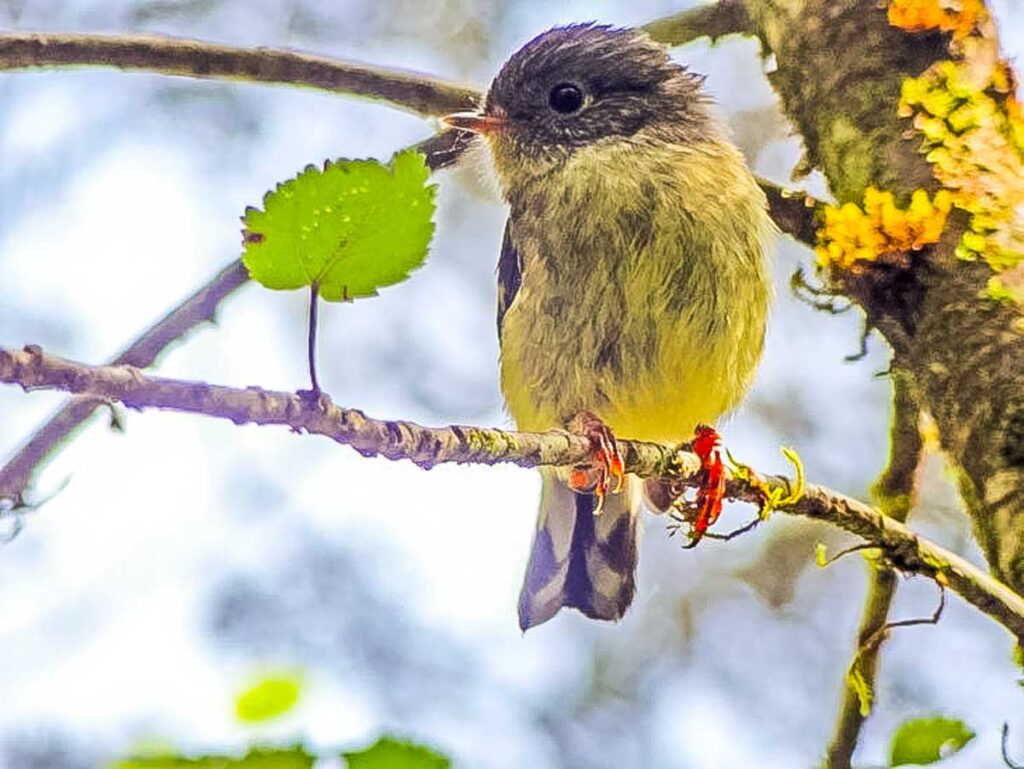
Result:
[825, 373, 925, 769]
[643, 0, 753, 47]
[2, 344, 1023, 644]
[0, 259, 249, 503]
[0, 32, 479, 116]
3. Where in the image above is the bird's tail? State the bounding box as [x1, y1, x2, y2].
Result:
[518, 468, 640, 630]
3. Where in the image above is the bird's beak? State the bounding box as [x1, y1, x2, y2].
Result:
[441, 111, 506, 136]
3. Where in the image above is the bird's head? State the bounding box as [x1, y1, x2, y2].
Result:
[443, 23, 715, 197]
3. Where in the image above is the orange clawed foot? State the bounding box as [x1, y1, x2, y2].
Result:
[566, 411, 625, 514]
[676, 424, 726, 548]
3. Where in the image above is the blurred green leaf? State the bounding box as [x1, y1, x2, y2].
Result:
[114, 744, 315, 768]
[234, 672, 303, 723]
[343, 736, 450, 769]
[242, 150, 436, 302]
[889, 717, 975, 766]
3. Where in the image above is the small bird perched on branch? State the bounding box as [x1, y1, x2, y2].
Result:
[444, 23, 773, 630]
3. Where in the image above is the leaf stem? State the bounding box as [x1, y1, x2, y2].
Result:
[307, 281, 321, 396]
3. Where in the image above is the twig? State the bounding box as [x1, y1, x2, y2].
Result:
[759, 177, 823, 248]
[3, 344, 1024, 644]
[0, 259, 249, 503]
[0, 32, 479, 116]
[1004, 723, 1023, 769]
[824, 374, 924, 769]
[642, 0, 752, 47]
[844, 585, 946, 720]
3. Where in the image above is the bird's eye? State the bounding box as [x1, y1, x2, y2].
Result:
[548, 83, 584, 114]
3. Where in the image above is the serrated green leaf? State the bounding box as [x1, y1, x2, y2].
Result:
[113, 744, 316, 768]
[343, 736, 450, 769]
[234, 672, 303, 723]
[889, 717, 975, 766]
[242, 149, 436, 302]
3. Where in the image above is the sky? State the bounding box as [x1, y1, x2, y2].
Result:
[1, 1, 1024, 768]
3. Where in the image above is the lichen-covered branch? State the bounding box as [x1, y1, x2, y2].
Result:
[740, 0, 1024, 599]
[3, 344, 1024, 643]
[824, 374, 924, 769]
[0, 32, 479, 116]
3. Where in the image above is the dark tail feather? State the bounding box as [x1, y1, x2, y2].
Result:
[518, 470, 639, 630]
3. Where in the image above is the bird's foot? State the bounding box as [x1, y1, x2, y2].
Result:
[566, 410, 625, 514]
[670, 424, 726, 548]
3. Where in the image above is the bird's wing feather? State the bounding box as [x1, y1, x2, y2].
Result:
[496, 219, 522, 339]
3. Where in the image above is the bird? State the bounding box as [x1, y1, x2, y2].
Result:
[443, 23, 774, 630]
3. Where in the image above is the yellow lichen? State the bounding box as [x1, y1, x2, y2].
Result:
[816, 187, 953, 271]
[892, 0, 1024, 284]
[887, 0, 985, 42]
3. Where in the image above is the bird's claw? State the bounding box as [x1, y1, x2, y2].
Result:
[567, 411, 625, 514]
[672, 424, 726, 547]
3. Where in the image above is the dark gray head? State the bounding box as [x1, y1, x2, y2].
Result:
[444, 24, 714, 184]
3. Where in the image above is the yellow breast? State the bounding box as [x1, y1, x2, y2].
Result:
[498, 136, 774, 442]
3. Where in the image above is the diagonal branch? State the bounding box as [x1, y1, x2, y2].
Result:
[0, 259, 249, 503]
[0, 134, 467, 504]
[0, 32, 479, 116]
[3, 344, 1023, 644]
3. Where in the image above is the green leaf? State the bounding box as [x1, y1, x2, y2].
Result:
[234, 672, 303, 723]
[242, 150, 436, 302]
[343, 736, 450, 769]
[889, 717, 975, 766]
[113, 744, 316, 768]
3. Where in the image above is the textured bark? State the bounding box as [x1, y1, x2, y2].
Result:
[745, 0, 1024, 595]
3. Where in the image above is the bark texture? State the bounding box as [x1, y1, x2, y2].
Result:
[745, 0, 1024, 595]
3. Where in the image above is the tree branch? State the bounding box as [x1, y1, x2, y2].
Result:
[0, 32, 479, 116]
[0, 259, 249, 503]
[3, 344, 1023, 643]
[760, 177, 822, 248]
[642, 0, 753, 47]
[824, 373, 924, 769]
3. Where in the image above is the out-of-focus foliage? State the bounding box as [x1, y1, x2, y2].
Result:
[242, 151, 436, 302]
[342, 736, 451, 769]
[113, 744, 316, 768]
[112, 736, 451, 768]
[234, 672, 303, 723]
[888, 716, 976, 766]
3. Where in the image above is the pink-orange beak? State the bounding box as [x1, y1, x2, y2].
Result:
[441, 111, 506, 136]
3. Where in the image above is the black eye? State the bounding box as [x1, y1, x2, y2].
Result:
[548, 83, 584, 114]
